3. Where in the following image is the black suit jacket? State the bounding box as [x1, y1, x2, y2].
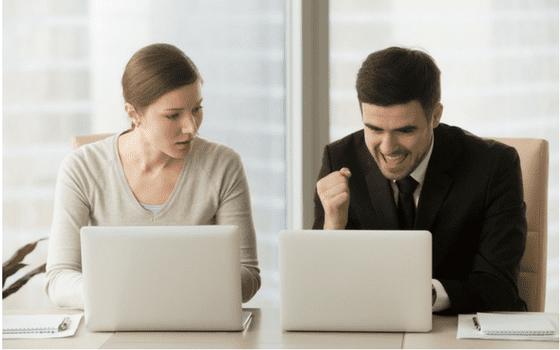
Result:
[313, 123, 527, 314]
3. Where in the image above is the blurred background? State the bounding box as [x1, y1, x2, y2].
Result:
[3, 0, 558, 313]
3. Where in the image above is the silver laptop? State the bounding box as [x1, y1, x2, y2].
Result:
[279, 230, 432, 332]
[80, 225, 251, 331]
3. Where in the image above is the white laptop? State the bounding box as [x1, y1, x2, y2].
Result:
[80, 225, 251, 332]
[279, 230, 432, 332]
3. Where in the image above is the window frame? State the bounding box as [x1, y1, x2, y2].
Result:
[286, 0, 330, 230]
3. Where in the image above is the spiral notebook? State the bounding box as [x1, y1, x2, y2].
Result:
[474, 313, 556, 336]
[2, 313, 83, 339]
[457, 312, 558, 342]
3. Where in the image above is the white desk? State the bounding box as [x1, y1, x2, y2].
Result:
[3, 309, 558, 349]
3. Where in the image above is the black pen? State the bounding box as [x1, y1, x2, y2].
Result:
[58, 317, 70, 332]
[472, 316, 481, 331]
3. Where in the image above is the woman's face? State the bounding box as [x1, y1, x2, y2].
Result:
[132, 80, 203, 160]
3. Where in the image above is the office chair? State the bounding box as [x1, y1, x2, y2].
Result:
[493, 138, 549, 312]
[71, 133, 114, 150]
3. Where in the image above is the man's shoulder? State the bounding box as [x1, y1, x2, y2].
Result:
[327, 129, 365, 153]
[436, 123, 514, 154]
[322, 130, 375, 173]
[434, 123, 519, 169]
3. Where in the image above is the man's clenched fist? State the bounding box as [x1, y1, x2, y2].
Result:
[316, 167, 352, 230]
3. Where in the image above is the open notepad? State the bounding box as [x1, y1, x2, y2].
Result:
[457, 312, 559, 341]
[2, 313, 83, 339]
[475, 313, 556, 336]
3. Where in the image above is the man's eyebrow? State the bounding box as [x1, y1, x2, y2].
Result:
[364, 123, 382, 130]
[364, 123, 418, 132]
[396, 125, 418, 132]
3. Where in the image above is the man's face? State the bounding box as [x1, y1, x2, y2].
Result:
[362, 100, 442, 180]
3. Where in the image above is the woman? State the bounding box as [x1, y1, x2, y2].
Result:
[45, 43, 261, 309]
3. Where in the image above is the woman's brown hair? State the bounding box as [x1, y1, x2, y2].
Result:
[122, 43, 201, 127]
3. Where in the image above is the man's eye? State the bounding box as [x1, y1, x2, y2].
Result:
[194, 106, 203, 113]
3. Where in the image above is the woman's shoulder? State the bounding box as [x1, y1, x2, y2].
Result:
[191, 137, 246, 182]
[193, 136, 242, 164]
[60, 133, 119, 178]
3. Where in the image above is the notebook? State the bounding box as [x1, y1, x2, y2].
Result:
[474, 313, 556, 336]
[3, 315, 70, 334]
[279, 230, 432, 332]
[80, 225, 251, 331]
[2, 313, 83, 339]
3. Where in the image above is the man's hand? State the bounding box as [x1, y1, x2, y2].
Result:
[316, 167, 352, 230]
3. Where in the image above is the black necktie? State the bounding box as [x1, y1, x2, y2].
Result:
[396, 176, 418, 230]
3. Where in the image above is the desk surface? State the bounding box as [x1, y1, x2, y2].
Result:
[3, 308, 558, 349]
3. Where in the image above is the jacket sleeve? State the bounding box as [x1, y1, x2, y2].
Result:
[313, 144, 360, 230]
[312, 146, 332, 229]
[439, 146, 527, 314]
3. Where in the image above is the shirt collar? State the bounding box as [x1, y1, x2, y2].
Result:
[408, 135, 434, 186]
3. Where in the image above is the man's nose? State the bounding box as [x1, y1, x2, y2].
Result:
[379, 133, 399, 155]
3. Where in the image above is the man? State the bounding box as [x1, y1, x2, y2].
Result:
[313, 47, 527, 314]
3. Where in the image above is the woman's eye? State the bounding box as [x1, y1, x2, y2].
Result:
[166, 113, 179, 119]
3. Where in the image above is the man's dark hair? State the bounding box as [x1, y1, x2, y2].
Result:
[356, 47, 441, 120]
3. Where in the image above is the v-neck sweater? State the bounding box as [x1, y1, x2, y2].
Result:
[45, 132, 261, 309]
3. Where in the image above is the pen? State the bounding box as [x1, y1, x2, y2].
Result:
[58, 317, 70, 332]
[472, 316, 481, 331]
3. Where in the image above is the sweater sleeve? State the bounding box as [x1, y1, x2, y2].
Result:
[44, 152, 90, 309]
[213, 149, 261, 303]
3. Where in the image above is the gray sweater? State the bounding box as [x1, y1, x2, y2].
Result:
[45, 133, 261, 309]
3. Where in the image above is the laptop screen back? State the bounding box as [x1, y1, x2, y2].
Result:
[81, 225, 243, 331]
[279, 230, 432, 332]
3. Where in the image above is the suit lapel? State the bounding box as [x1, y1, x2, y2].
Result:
[415, 130, 454, 231]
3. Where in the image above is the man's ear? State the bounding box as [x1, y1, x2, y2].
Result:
[124, 102, 141, 125]
[431, 103, 443, 129]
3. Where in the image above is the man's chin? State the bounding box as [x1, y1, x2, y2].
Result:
[374, 159, 410, 180]
[379, 167, 410, 181]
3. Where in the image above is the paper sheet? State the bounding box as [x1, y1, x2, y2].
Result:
[457, 313, 559, 342]
[2, 313, 83, 339]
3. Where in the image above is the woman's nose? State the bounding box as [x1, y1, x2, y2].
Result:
[181, 114, 198, 134]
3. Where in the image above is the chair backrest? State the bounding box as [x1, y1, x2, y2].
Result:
[492, 138, 549, 312]
[71, 133, 115, 150]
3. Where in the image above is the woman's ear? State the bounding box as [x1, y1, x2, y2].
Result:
[125, 102, 140, 126]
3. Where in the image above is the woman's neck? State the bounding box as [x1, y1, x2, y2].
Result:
[118, 130, 185, 173]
